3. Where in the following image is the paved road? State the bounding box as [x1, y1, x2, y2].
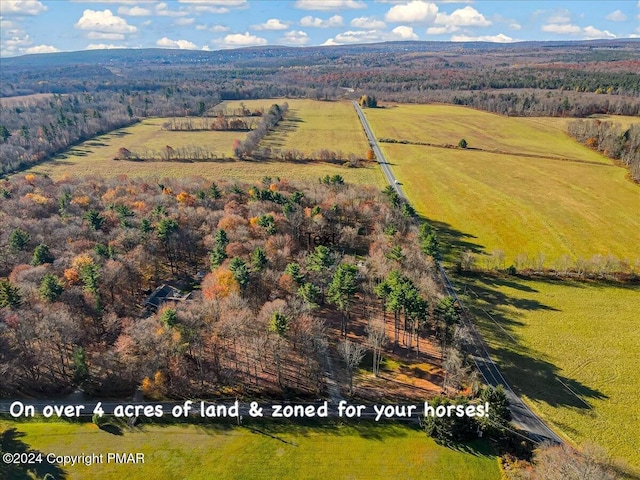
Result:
[352, 101, 563, 445]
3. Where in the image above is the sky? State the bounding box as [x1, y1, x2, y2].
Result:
[0, 0, 639, 57]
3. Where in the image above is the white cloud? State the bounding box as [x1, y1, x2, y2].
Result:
[24, 44, 59, 54]
[451, 33, 514, 43]
[300, 15, 344, 28]
[295, 0, 366, 10]
[391, 25, 418, 39]
[177, 0, 247, 14]
[155, 2, 188, 17]
[326, 25, 419, 44]
[156, 37, 197, 49]
[196, 24, 230, 32]
[547, 11, 571, 24]
[582, 26, 616, 39]
[350, 16, 386, 29]
[202, 45, 210, 50]
[385, 1, 438, 23]
[178, 0, 246, 5]
[75, 9, 137, 33]
[605, 10, 626, 22]
[541, 23, 581, 34]
[426, 25, 459, 34]
[435, 6, 490, 26]
[71, 0, 155, 3]
[86, 43, 126, 50]
[117, 6, 152, 16]
[175, 17, 195, 25]
[220, 32, 267, 46]
[0, 1, 47, 16]
[87, 31, 125, 40]
[251, 18, 288, 31]
[0, 17, 15, 29]
[281, 30, 310, 45]
[509, 22, 521, 30]
[334, 30, 386, 43]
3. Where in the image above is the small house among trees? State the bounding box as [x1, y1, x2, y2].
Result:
[144, 284, 191, 311]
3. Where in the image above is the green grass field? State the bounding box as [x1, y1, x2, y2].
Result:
[458, 276, 640, 471]
[26, 115, 384, 186]
[1, 421, 499, 480]
[219, 99, 371, 157]
[365, 105, 640, 263]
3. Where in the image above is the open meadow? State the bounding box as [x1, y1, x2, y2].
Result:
[26, 115, 384, 186]
[218, 99, 371, 158]
[0, 420, 499, 480]
[458, 276, 640, 471]
[522, 114, 640, 131]
[365, 105, 640, 264]
[363, 103, 640, 472]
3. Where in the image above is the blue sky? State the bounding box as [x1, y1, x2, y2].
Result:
[1, 0, 639, 57]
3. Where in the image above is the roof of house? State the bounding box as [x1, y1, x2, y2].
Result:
[144, 284, 191, 309]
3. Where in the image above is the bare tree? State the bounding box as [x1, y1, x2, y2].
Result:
[338, 339, 365, 395]
[366, 318, 387, 377]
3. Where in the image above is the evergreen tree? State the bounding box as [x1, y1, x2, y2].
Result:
[31, 244, 54, 265]
[39, 273, 63, 302]
[9, 228, 30, 252]
[0, 279, 22, 309]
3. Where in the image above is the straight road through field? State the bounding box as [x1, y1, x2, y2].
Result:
[352, 101, 563, 445]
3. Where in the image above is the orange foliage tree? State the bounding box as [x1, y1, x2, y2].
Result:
[202, 269, 240, 300]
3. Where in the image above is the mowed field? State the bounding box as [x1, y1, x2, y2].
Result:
[365, 105, 640, 262]
[27, 116, 384, 186]
[523, 114, 640, 131]
[459, 276, 640, 471]
[219, 99, 371, 157]
[0, 421, 499, 480]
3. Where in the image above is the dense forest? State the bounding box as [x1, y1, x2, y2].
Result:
[0, 175, 467, 399]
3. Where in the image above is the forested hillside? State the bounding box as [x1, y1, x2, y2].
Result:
[0, 175, 450, 399]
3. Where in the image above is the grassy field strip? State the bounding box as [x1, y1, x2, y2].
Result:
[27, 113, 385, 187]
[377, 142, 640, 261]
[366, 104, 614, 164]
[523, 115, 640, 131]
[219, 99, 371, 157]
[460, 278, 640, 471]
[1, 422, 499, 480]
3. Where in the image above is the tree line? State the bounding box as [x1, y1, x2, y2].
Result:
[567, 120, 640, 182]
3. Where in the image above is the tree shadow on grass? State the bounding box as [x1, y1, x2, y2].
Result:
[447, 439, 497, 458]
[491, 346, 607, 409]
[418, 216, 486, 261]
[236, 418, 412, 442]
[0, 428, 67, 480]
[452, 273, 606, 410]
[456, 273, 559, 315]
